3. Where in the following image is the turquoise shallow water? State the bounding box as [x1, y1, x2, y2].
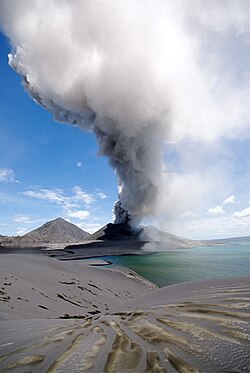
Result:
[102, 244, 249, 287]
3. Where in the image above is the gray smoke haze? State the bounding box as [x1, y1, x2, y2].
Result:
[0, 0, 248, 226]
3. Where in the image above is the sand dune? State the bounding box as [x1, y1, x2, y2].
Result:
[0, 254, 156, 321]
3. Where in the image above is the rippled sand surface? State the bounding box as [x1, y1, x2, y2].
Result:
[0, 254, 249, 372]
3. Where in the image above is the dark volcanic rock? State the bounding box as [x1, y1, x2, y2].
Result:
[90, 223, 142, 241]
[63, 223, 145, 256]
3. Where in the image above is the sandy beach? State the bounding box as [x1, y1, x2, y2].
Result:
[0, 252, 249, 372]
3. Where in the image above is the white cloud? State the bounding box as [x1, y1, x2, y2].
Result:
[233, 207, 250, 219]
[76, 162, 83, 167]
[75, 222, 102, 234]
[22, 186, 95, 209]
[223, 195, 236, 205]
[20, 186, 106, 225]
[97, 191, 107, 199]
[14, 214, 32, 224]
[67, 210, 90, 220]
[73, 186, 95, 205]
[16, 227, 27, 235]
[207, 205, 225, 214]
[13, 214, 42, 224]
[0, 168, 15, 182]
[22, 188, 66, 204]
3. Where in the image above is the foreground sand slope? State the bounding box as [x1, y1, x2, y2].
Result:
[0, 254, 249, 372]
[0, 254, 156, 321]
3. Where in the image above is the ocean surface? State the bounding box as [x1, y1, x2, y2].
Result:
[102, 243, 249, 287]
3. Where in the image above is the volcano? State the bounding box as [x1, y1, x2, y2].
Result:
[90, 223, 142, 241]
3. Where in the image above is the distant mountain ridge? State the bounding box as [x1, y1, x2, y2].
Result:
[140, 225, 203, 248]
[0, 218, 90, 248]
[89, 223, 203, 248]
[0, 218, 248, 249]
[203, 236, 249, 244]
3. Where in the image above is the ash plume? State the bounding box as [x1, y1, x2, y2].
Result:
[0, 0, 248, 226]
[113, 200, 130, 225]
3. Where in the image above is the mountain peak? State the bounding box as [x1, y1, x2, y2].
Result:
[0, 217, 91, 247]
[53, 217, 66, 222]
[42, 217, 68, 225]
[22, 217, 91, 244]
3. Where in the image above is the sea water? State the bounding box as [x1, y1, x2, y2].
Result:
[102, 244, 249, 287]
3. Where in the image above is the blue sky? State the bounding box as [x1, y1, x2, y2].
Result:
[0, 32, 118, 235]
[0, 3, 249, 240]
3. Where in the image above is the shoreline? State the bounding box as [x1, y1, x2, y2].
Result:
[58, 250, 157, 262]
[0, 241, 157, 262]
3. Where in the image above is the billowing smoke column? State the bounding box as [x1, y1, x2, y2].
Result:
[0, 1, 248, 226]
[0, 0, 167, 226]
